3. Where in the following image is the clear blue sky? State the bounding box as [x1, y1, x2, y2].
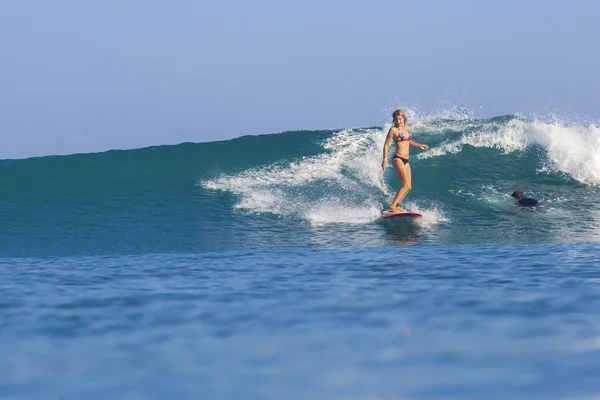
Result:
[1, 0, 598, 159]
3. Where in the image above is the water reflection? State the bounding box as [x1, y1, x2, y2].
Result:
[381, 219, 423, 246]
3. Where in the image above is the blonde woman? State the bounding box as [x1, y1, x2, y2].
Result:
[381, 109, 429, 212]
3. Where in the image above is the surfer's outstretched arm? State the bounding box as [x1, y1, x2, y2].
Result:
[409, 140, 428, 151]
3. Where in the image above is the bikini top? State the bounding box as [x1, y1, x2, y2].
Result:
[395, 128, 412, 142]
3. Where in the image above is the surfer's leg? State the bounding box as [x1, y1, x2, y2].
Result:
[389, 161, 412, 211]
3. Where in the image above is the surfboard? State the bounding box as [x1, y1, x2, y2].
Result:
[380, 210, 423, 219]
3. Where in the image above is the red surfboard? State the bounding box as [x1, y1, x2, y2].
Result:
[380, 210, 423, 219]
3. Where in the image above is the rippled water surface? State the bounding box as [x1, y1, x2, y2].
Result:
[2, 244, 600, 399]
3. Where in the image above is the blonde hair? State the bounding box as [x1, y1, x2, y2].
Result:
[392, 109, 407, 124]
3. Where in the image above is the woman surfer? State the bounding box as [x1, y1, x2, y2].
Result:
[381, 109, 429, 212]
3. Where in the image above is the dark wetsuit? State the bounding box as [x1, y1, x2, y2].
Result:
[517, 197, 539, 207]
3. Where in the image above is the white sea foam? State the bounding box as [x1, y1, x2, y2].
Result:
[202, 128, 386, 224]
[304, 203, 383, 226]
[400, 201, 450, 228]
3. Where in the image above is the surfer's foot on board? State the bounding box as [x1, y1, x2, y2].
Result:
[387, 206, 406, 213]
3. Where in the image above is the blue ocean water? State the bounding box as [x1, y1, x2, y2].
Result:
[2, 113, 600, 399]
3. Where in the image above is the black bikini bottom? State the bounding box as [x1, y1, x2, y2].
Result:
[393, 155, 409, 165]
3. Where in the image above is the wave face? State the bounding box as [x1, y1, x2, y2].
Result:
[3, 114, 600, 257]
